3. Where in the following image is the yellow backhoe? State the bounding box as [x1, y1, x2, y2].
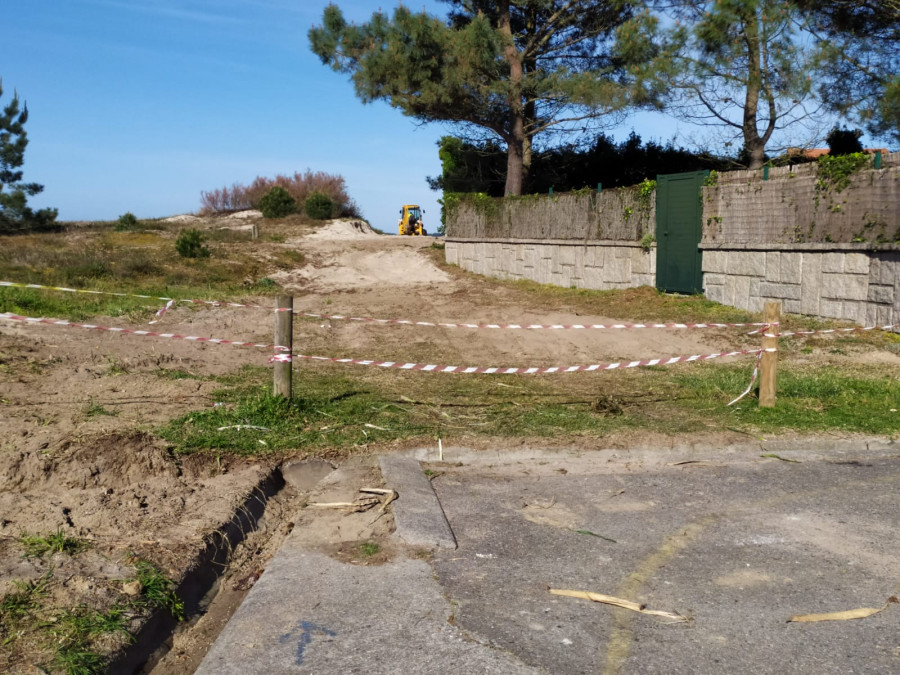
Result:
[398, 204, 426, 236]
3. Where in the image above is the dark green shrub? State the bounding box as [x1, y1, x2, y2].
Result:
[304, 191, 333, 220]
[116, 212, 138, 230]
[257, 186, 297, 219]
[175, 229, 210, 258]
[826, 126, 864, 156]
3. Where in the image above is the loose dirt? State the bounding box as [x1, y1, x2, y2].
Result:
[1, 217, 897, 672]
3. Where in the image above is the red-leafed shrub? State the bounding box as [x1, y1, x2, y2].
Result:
[200, 170, 361, 218]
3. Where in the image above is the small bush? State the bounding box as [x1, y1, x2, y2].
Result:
[116, 212, 138, 231]
[304, 191, 333, 220]
[257, 186, 297, 219]
[175, 229, 210, 258]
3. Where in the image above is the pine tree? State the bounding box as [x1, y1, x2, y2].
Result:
[0, 81, 57, 233]
[797, 0, 900, 143]
[309, 1, 657, 196]
[630, 1, 823, 168]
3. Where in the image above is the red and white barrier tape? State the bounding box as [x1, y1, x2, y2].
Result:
[267, 347, 769, 374]
[727, 351, 764, 406]
[0, 313, 289, 351]
[289, 309, 776, 333]
[7, 280, 897, 337]
[0, 311, 768, 400]
[766, 325, 898, 338]
[0, 280, 778, 333]
[0, 280, 273, 316]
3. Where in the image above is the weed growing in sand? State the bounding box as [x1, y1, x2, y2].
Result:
[358, 541, 380, 557]
[20, 529, 89, 558]
[0, 572, 51, 616]
[106, 357, 129, 376]
[48, 606, 132, 675]
[133, 559, 185, 621]
[83, 397, 117, 418]
[51, 644, 107, 675]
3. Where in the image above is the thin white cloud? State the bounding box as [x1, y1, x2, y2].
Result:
[84, 0, 242, 25]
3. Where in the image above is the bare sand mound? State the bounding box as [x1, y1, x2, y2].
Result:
[303, 218, 380, 240]
[269, 218, 447, 292]
[272, 248, 450, 292]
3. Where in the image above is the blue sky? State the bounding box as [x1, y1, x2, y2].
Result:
[4, 1, 684, 231]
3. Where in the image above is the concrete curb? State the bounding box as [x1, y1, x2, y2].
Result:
[379, 455, 457, 549]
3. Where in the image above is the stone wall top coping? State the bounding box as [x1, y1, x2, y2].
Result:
[699, 242, 900, 252]
[445, 237, 646, 247]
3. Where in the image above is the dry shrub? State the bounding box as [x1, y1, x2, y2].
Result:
[200, 170, 361, 218]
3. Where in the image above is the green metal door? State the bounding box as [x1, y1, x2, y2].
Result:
[655, 171, 707, 294]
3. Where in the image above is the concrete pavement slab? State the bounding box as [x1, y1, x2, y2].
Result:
[197, 438, 900, 674]
[380, 455, 457, 549]
[427, 441, 900, 674]
[195, 543, 538, 674]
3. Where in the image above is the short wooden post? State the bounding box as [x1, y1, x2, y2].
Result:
[274, 295, 293, 399]
[251, 223, 259, 240]
[759, 300, 780, 408]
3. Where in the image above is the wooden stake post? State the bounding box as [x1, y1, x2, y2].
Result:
[274, 295, 293, 398]
[759, 300, 780, 408]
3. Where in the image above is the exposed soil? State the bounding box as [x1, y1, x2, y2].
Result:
[1, 216, 897, 672]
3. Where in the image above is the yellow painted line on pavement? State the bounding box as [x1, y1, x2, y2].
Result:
[601, 469, 900, 675]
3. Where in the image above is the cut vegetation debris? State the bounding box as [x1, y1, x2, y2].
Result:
[308, 488, 398, 513]
[573, 529, 617, 543]
[549, 588, 689, 623]
[788, 596, 898, 623]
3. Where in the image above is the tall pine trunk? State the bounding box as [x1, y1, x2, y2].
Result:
[500, 0, 525, 195]
[741, 4, 776, 170]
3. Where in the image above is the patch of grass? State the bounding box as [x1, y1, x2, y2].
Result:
[20, 529, 89, 558]
[0, 567, 174, 674]
[133, 559, 185, 621]
[159, 366, 435, 454]
[0, 573, 51, 616]
[271, 249, 304, 269]
[160, 358, 898, 457]
[51, 645, 107, 675]
[0, 226, 290, 321]
[358, 541, 380, 557]
[716, 367, 900, 436]
[47, 606, 132, 675]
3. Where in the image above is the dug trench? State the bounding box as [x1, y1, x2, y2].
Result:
[116, 463, 287, 674]
[142, 455, 397, 674]
[0, 419, 395, 674]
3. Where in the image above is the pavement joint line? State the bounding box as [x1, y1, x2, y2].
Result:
[379, 455, 458, 550]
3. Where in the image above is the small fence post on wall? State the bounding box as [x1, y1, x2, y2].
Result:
[759, 300, 780, 408]
[274, 295, 293, 399]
